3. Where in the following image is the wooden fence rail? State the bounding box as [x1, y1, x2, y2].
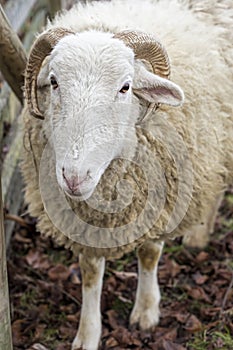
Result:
[0, 5, 27, 103]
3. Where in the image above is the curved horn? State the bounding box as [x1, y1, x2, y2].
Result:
[25, 27, 75, 120]
[113, 30, 170, 79]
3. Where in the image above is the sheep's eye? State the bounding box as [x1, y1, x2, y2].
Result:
[50, 76, 58, 90]
[119, 83, 130, 94]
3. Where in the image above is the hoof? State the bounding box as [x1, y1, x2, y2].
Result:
[130, 303, 160, 331]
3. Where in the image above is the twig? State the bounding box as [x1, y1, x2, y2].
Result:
[60, 288, 81, 306]
[4, 213, 32, 228]
[220, 269, 233, 315]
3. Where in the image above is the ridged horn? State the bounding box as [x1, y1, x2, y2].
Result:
[113, 30, 170, 79]
[25, 27, 75, 120]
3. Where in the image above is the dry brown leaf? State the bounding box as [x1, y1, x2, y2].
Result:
[25, 249, 41, 266]
[111, 326, 134, 345]
[48, 264, 70, 281]
[173, 312, 190, 324]
[184, 314, 202, 332]
[163, 327, 178, 342]
[55, 344, 70, 350]
[34, 323, 47, 340]
[106, 309, 119, 330]
[59, 325, 76, 338]
[185, 285, 211, 303]
[25, 249, 50, 270]
[193, 271, 209, 285]
[12, 319, 29, 347]
[195, 251, 209, 262]
[27, 344, 49, 350]
[66, 313, 79, 323]
[105, 336, 119, 348]
[163, 340, 186, 350]
[170, 259, 183, 278]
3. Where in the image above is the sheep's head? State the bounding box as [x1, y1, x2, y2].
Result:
[25, 28, 184, 200]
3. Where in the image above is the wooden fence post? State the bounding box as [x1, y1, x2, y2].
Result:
[0, 176, 13, 350]
[0, 5, 27, 103]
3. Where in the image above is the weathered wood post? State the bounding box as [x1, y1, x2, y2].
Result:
[0, 176, 13, 350]
[0, 5, 27, 103]
[0, 6, 26, 349]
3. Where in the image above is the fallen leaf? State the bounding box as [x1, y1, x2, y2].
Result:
[106, 309, 119, 330]
[34, 324, 47, 340]
[195, 251, 209, 262]
[48, 264, 70, 281]
[66, 313, 79, 323]
[163, 340, 186, 350]
[111, 326, 134, 345]
[25, 249, 50, 270]
[27, 344, 49, 350]
[172, 312, 190, 324]
[184, 314, 202, 332]
[55, 344, 70, 350]
[12, 319, 29, 347]
[185, 285, 211, 303]
[105, 336, 119, 348]
[163, 328, 178, 342]
[192, 271, 209, 285]
[59, 325, 76, 338]
[170, 259, 183, 278]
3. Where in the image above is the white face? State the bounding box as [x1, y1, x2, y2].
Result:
[43, 32, 137, 199]
[37, 31, 184, 200]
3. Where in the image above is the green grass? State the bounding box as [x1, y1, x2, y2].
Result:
[42, 327, 60, 350]
[163, 244, 185, 255]
[20, 288, 37, 308]
[112, 297, 132, 318]
[213, 329, 233, 349]
[187, 330, 208, 350]
[225, 194, 233, 206]
[48, 248, 72, 265]
[187, 327, 233, 350]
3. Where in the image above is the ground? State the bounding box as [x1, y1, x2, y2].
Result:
[7, 190, 233, 350]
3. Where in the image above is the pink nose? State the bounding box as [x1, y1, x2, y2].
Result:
[62, 168, 88, 194]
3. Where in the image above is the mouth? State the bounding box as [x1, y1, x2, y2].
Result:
[64, 187, 93, 201]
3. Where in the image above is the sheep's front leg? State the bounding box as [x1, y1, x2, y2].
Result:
[130, 240, 164, 330]
[72, 254, 105, 350]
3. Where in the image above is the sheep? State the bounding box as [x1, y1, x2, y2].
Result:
[21, 0, 233, 349]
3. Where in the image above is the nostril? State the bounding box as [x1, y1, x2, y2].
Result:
[62, 168, 90, 194]
[64, 175, 80, 192]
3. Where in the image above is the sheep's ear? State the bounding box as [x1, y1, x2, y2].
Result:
[133, 64, 184, 106]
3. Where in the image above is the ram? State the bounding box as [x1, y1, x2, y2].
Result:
[21, 0, 233, 349]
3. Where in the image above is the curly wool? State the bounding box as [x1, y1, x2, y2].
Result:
[21, 0, 233, 260]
